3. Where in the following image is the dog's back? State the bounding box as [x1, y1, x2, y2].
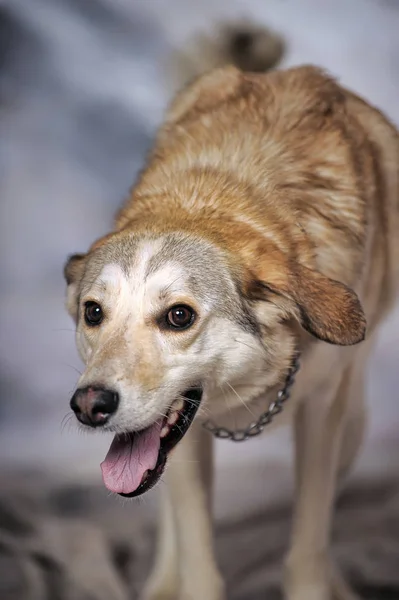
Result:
[118, 61, 399, 338]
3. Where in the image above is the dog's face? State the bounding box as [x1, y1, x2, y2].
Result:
[65, 231, 291, 497]
[65, 228, 365, 497]
[66, 231, 280, 427]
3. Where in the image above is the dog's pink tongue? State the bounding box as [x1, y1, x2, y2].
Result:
[100, 421, 162, 494]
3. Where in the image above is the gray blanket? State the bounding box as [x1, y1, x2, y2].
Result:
[0, 471, 398, 600]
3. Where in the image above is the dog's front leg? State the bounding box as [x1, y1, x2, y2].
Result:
[284, 369, 359, 600]
[142, 422, 225, 600]
[141, 483, 179, 600]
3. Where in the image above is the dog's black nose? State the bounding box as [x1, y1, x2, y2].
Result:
[70, 386, 119, 427]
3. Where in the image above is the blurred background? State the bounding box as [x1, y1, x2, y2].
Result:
[0, 1, 399, 599]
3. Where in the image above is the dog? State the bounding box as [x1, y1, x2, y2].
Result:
[64, 21, 399, 600]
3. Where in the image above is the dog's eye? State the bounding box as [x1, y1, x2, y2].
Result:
[166, 305, 195, 330]
[84, 301, 104, 326]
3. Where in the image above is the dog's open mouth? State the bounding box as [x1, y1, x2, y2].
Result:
[100, 387, 203, 498]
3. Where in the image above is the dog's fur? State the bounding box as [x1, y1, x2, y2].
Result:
[65, 22, 399, 600]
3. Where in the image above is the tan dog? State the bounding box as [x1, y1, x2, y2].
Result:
[64, 23, 399, 600]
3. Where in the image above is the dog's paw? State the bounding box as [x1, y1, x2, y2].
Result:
[141, 583, 225, 600]
[141, 565, 225, 600]
[179, 573, 226, 600]
[283, 556, 359, 600]
[140, 588, 177, 600]
[283, 552, 331, 600]
[140, 576, 179, 600]
[285, 587, 330, 600]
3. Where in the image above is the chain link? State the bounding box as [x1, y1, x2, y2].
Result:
[202, 354, 300, 442]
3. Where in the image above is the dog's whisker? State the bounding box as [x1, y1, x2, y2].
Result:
[225, 382, 257, 418]
[161, 274, 185, 294]
[175, 394, 211, 417]
[62, 362, 83, 376]
[60, 413, 74, 433]
[233, 337, 264, 353]
[219, 384, 236, 425]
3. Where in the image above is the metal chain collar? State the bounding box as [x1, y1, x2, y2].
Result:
[202, 354, 301, 442]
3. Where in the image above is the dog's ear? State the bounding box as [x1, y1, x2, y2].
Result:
[64, 253, 86, 285]
[63, 253, 87, 321]
[249, 261, 366, 346]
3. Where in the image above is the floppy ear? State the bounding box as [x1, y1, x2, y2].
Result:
[63, 253, 87, 321]
[250, 262, 366, 346]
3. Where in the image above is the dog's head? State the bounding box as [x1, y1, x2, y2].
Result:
[64, 226, 365, 497]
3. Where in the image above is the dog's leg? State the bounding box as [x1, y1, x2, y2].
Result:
[284, 367, 361, 600]
[169, 422, 225, 600]
[142, 422, 224, 600]
[141, 485, 179, 600]
[336, 372, 366, 484]
[329, 367, 366, 600]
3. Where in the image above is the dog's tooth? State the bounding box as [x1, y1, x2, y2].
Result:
[172, 398, 184, 412]
[167, 411, 179, 426]
[160, 425, 170, 438]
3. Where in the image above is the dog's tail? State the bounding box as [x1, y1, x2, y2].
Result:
[168, 20, 285, 92]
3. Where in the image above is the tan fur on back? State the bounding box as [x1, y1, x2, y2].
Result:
[116, 65, 399, 334]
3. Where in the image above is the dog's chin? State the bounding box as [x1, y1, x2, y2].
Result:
[101, 387, 203, 499]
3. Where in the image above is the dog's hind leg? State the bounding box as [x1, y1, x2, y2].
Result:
[283, 363, 361, 600]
